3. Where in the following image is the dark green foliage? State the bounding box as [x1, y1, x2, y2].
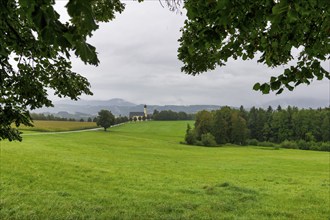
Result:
[280, 140, 298, 149]
[201, 133, 217, 147]
[153, 110, 194, 121]
[212, 110, 229, 144]
[115, 115, 129, 124]
[185, 124, 196, 145]
[319, 142, 330, 152]
[297, 140, 312, 150]
[194, 110, 213, 140]
[321, 116, 330, 141]
[96, 110, 115, 131]
[273, 145, 280, 150]
[246, 139, 259, 146]
[0, 0, 125, 141]
[279, 140, 329, 152]
[230, 112, 248, 145]
[152, 109, 159, 119]
[248, 107, 266, 141]
[30, 113, 72, 121]
[186, 106, 329, 151]
[186, 107, 249, 146]
[248, 106, 329, 143]
[185, 123, 191, 134]
[179, 0, 330, 94]
[258, 141, 275, 148]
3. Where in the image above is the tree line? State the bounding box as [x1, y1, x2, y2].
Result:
[185, 106, 330, 151]
[152, 110, 194, 121]
[96, 110, 130, 131]
[30, 113, 94, 122]
[31, 112, 130, 123]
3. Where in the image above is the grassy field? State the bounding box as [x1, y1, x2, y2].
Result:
[1, 121, 329, 219]
[18, 120, 98, 132]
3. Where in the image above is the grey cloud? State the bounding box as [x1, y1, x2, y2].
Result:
[51, 2, 329, 108]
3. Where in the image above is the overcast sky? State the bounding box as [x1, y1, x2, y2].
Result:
[54, 1, 329, 107]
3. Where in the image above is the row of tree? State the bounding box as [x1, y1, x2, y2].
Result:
[31, 110, 195, 123]
[185, 106, 330, 151]
[245, 106, 329, 143]
[152, 110, 194, 121]
[30, 113, 96, 122]
[129, 115, 151, 122]
[96, 110, 131, 131]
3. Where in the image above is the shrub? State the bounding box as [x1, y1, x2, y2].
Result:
[259, 141, 275, 147]
[201, 133, 217, 147]
[246, 139, 258, 146]
[309, 143, 320, 151]
[297, 140, 311, 150]
[185, 130, 196, 145]
[280, 140, 298, 149]
[320, 142, 330, 152]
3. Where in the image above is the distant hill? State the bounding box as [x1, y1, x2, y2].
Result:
[32, 97, 328, 119]
[32, 98, 223, 118]
[54, 98, 136, 107]
[262, 98, 328, 109]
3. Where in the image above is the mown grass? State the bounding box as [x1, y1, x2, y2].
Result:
[1, 121, 329, 219]
[17, 120, 98, 132]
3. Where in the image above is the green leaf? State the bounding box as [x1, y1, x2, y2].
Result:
[260, 84, 270, 94]
[75, 42, 99, 65]
[276, 88, 284, 94]
[272, 2, 288, 15]
[287, 10, 298, 23]
[270, 81, 281, 90]
[253, 83, 260, 91]
[270, 76, 277, 82]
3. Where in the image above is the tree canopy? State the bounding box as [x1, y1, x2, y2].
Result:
[178, 0, 330, 94]
[0, 0, 124, 141]
[186, 106, 330, 150]
[96, 110, 115, 131]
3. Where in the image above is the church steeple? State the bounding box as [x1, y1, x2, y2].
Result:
[144, 105, 147, 117]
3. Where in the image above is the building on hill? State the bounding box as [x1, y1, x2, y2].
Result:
[129, 105, 150, 121]
[129, 111, 145, 119]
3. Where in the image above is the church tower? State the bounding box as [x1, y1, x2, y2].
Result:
[144, 105, 147, 117]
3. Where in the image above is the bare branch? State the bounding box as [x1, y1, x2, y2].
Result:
[162, 0, 182, 14]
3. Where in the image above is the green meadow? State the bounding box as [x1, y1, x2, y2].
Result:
[1, 121, 329, 219]
[18, 120, 98, 132]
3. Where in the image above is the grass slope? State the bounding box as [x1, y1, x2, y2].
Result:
[1, 121, 329, 219]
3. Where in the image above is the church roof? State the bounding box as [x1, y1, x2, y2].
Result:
[129, 112, 145, 118]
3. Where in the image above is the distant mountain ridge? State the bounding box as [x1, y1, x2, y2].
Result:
[32, 97, 328, 119]
[262, 97, 328, 109]
[54, 98, 136, 107]
[33, 98, 223, 118]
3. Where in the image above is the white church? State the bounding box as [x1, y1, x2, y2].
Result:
[129, 105, 149, 121]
